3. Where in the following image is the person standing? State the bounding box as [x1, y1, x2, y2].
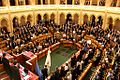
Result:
[42, 65, 48, 80]
[2, 53, 12, 79]
[11, 61, 21, 80]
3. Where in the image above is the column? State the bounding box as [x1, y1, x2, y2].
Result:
[41, 0, 43, 5]
[23, 0, 26, 5]
[48, 0, 50, 4]
[79, 10, 83, 25]
[33, 11, 36, 25]
[105, 0, 112, 7]
[103, 12, 107, 30]
[55, 0, 60, 5]
[8, 14, 13, 33]
[90, 0, 92, 5]
[71, 13, 73, 23]
[15, 0, 18, 6]
[65, 0, 67, 4]
[31, 0, 35, 5]
[48, 14, 50, 20]
[7, 0, 13, 33]
[57, 12, 59, 24]
[116, 0, 120, 7]
[0, 21, 1, 26]
[6, 0, 10, 6]
[2, 0, 6, 6]
[97, 0, 100, 6]
[80, 0, 84, 6]
[72, 0, 74, 5]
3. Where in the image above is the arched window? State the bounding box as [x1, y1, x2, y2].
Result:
[74, 0, 80, 5]
[97, 16, 103, 26]
[44, 14, 48, 21]
[118, 2, 120, 7]
[13, 17, 19, 28]
[10, 0, 16, 6]
[99, 0, 105, 6]
[60, 13, 65, 25]
[50, 0, 54, 4]
[111, 0, 117, 7]
[83, 14, 88, 25]
[66, 14, 72, 24]
[35, 0, 41, 5]
[20, 16, 26, 26]
[91, 15, 96, 21]
[108, 17, 113, 30]
[25, 0, 30, 5]
[60, 0, 65, 4]
[18, 0, 24, 5]
[90, 15, 96, 27]
[43, 0, 48, 4]
[27, 15, 32, 25]
[84, 0, 90, 5]
[1, 19, 8, 28]
[0, 0, 3, 6]
[67, 0, 72, 4]
[114, 19, 120, 30]
[37, 14, 41, 24]
[50, 13, 55, 23]
[43, 14, 49, 25]
[74, 13, 79, 24]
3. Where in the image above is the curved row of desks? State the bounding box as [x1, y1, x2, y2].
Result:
[0, 33, 116, 80]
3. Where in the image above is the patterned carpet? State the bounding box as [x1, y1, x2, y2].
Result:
[38, 45, 77, 73]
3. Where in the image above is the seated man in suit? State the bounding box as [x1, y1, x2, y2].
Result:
[2, 53, 12, 79]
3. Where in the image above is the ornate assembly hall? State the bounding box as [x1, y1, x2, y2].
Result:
[0, 0, 120, 80]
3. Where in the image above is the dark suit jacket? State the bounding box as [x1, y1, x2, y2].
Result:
[2, 57, 12, 78]
[2, 57, 10, 69]
[11, 66, 21, 80]
[42, 68, 48, 77]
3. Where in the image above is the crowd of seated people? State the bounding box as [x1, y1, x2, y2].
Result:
[104, 48, 120, 80]
[0, 14, 120, 80]
[18, 19, 120, 79]
[0, 52, 32, 80]
[0, 22, 48, 55]
[49, 40, 97, 80]
[11, 34, 59, 55]
[24, 35, 59, 53]
[45, 16, 120, 80]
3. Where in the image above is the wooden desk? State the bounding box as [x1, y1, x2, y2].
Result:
[84, 35, 102, 48]
[22, 51, 34, 60]
[75, 43, 83, 50]
[35, 42, 60, 60]
[19, 65, 39, 80]
[61, 40, 73, 47]
[78, 63, 93, 80]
